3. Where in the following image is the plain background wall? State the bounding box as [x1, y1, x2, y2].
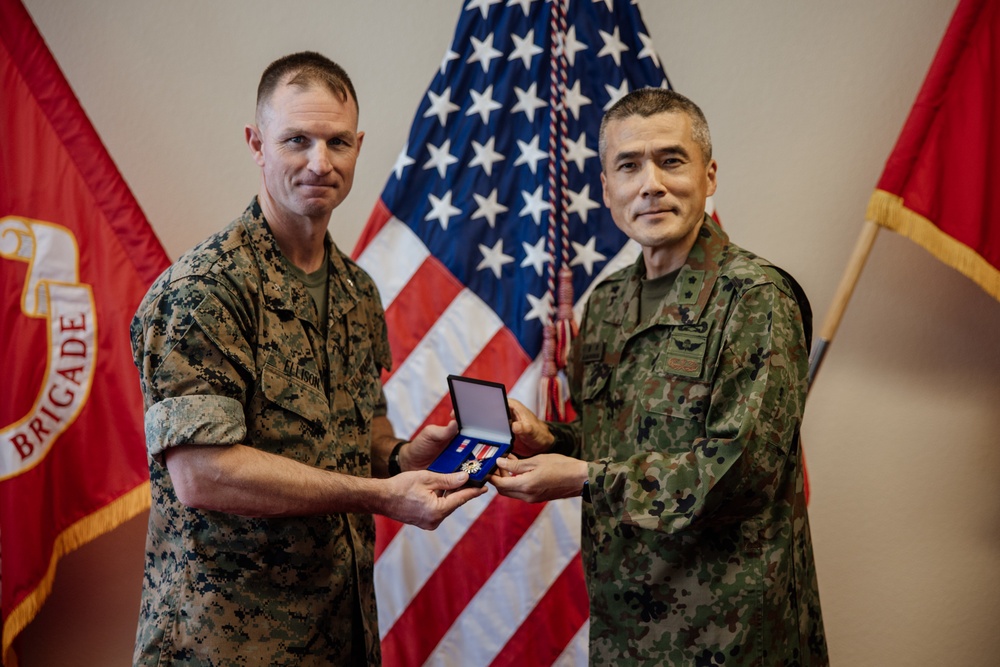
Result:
[13, 0, 1000, 665]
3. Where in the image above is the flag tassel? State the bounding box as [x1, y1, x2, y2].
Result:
[539, 324, 567, 421]
[554, 264, 578, 369]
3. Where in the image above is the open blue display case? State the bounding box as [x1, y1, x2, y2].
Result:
[427, 375, 512, 486]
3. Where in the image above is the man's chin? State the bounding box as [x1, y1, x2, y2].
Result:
[301, 192, 341, 211]
[633, 215, 676, 231]
[285, 201, 334, 223]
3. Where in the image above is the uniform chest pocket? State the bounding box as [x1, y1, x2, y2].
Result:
[641, 352, 711, 422]
[342, 345, 380, 424]
[261, 357, 328, 426]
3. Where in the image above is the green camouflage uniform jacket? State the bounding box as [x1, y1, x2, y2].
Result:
[549, 215, 828, 666]
[130, 198, 391, 666]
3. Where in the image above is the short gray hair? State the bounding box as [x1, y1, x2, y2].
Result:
[598, 88, 712, 168]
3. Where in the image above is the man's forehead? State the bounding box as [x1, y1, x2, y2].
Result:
[609, 116, 693, 146]
[608, 110, 692, 136]
[258, 81, 358, 126]
[267, 79, 352, 106]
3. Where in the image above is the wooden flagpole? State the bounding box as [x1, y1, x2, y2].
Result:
[808, 219, 881, 388]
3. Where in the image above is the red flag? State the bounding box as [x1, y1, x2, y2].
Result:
[866, 0, 1000, 300]
[353, 1, 676, 664]
[0, 0, 170, 662]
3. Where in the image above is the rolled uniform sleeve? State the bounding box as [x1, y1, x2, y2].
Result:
[132, 276, 255, 464]
[130, 201, 398, 666]
[144, 396, 246, 458]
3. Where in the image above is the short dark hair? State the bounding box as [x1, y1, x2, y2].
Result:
[598, 88, 712, 168]
[256, 51, 358, 121]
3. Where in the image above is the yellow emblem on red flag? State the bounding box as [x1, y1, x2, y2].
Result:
[0, 1, 171, 662]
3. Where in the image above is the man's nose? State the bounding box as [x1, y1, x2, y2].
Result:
[639, 163, 667, 197]
[307, 145, 333, 174]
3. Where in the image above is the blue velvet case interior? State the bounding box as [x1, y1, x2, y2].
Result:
[426, 375, 512, 486]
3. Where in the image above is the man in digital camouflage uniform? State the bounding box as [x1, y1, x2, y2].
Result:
[491, 88, 828, 665]
[130, 52, 485, 666]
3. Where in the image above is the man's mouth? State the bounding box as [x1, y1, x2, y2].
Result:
[298, 182, 335, 193]
[637, 207, 677, 218]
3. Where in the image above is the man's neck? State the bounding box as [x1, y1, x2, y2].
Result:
[641, 214, 706, 279]
[258, 191, 330, 273]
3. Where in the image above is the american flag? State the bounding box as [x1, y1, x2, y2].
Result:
[352, 1, 675, 664]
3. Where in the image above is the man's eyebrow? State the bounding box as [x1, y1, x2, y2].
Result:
[276, 125, 307, 137]
[611, 148, 643, 163]
[611, 143, 690, 163]
[331, 129, 357, 142]
[279, 127, 356, 142]
[653, 144, 690, 159]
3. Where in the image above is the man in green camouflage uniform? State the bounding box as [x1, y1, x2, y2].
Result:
[492, 89, 828, 665]
[130, 52, 484, 666]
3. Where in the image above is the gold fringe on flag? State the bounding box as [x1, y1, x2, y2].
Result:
[867, 189, 1000, 302]
[2, 482, 150, 666]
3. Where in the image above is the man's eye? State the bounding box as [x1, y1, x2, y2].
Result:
[287, 136, 305, 145]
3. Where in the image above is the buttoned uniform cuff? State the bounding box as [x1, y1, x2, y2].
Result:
[144, 395, 246, 463]
[546, 420, 582, 458]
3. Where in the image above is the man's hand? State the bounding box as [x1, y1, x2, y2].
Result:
[398, 420, 459, 472]
[382, 469, 487, 530]
[166, 442, 485, 524]
[490, 454, 587, 504]
[507, 398, 555, 457]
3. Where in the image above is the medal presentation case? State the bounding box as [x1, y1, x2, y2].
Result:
[427, 375, 512, 487]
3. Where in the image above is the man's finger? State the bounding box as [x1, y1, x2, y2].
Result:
[439, 485, 487, 508]
[494, 456, 523, 475]
[437, 470, 470, 489]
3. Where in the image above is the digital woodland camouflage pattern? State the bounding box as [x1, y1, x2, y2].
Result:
[549, 216, 828, 666]
[130, 198, 391, 666]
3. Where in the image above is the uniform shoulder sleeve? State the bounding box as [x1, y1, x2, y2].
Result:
[131, 273, 254, 459]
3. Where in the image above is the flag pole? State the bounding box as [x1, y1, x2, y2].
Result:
[808, 219, 880, 388]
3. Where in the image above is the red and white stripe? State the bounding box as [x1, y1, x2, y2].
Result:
[355, 202, 639, 666]
[472, 443, 499, 461]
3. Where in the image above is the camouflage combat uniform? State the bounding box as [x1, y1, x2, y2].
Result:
[549, 215, 828, 666]
[130, 198, 391, 666]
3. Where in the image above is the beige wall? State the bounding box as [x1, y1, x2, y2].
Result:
[16, 0, 1000, 665]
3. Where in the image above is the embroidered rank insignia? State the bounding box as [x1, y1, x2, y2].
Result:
[662, 329, 708, 378]
[676, 269, 704, 304]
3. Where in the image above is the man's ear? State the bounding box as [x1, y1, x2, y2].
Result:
[245, 124, 265, 167]
[705, 159, 718, 197]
